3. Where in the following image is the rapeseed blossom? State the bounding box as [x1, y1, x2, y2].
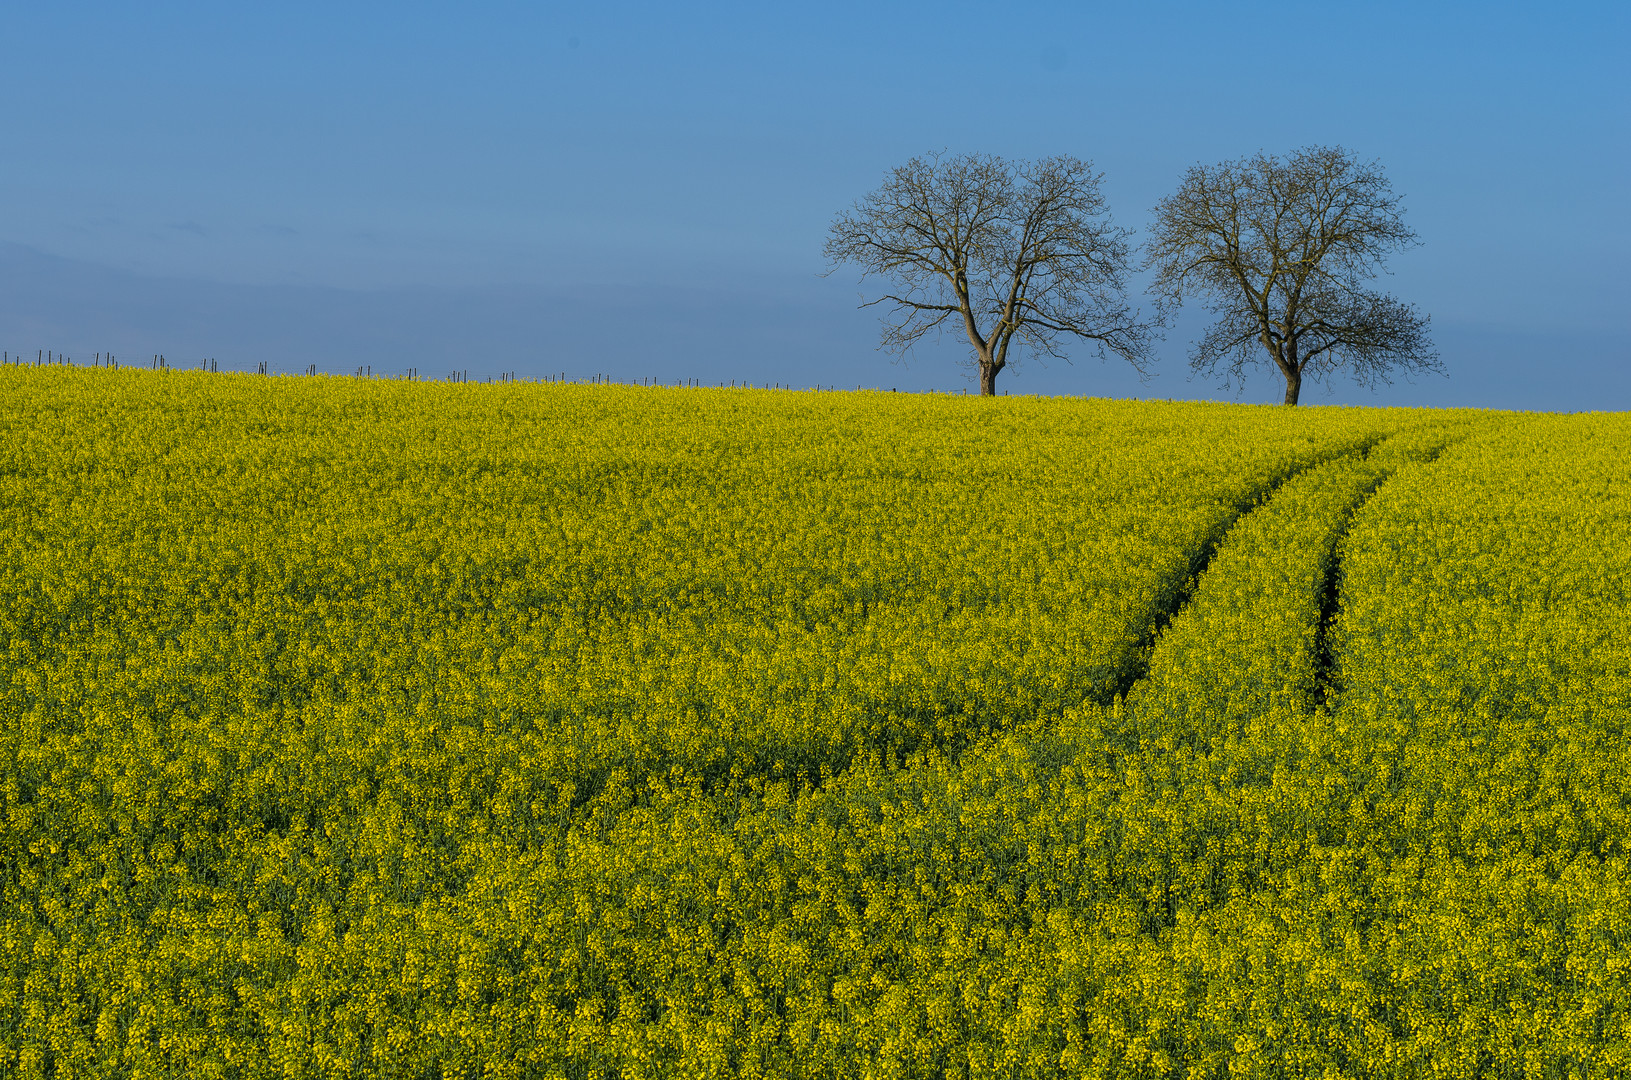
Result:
[0, 367, 1623, 1077]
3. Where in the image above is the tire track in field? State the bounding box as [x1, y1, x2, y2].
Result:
[1309, 456, 1401, 713]
[1105, 435, 1389, 706]
[1311, 436, 1459, 713]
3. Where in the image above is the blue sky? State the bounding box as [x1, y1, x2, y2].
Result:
[3, 1, 1626, 407]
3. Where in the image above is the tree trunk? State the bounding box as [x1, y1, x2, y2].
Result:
[980, 363, 999, 396]
[1282, 366, 1302, 405]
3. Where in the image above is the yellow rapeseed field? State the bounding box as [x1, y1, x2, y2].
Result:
[0, 367, 1624, 1077]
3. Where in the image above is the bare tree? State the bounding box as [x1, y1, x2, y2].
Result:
[1145, 146, 1439, 405]
[825, 152, 1153, 395]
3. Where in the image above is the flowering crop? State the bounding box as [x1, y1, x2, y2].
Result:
[0, 367, 1623, 1077]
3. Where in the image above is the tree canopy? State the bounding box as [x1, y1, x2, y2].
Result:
[826, 152, 1153, 395]
[1144, 146, 1439, 405]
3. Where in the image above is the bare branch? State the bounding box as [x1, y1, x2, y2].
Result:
[826, 151, 1157, 394]
[1145, 145, 1439, 404]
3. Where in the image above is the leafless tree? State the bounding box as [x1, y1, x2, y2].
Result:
[825, 152, 1153, 395]
[1144, 145, 1439, 405]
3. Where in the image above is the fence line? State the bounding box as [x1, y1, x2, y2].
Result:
[2, 353, 987, 394]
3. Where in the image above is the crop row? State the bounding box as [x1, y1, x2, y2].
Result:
[0, 369, 1421, 1077]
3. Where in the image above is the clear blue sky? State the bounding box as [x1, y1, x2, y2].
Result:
[3, 1, 1626, 407]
